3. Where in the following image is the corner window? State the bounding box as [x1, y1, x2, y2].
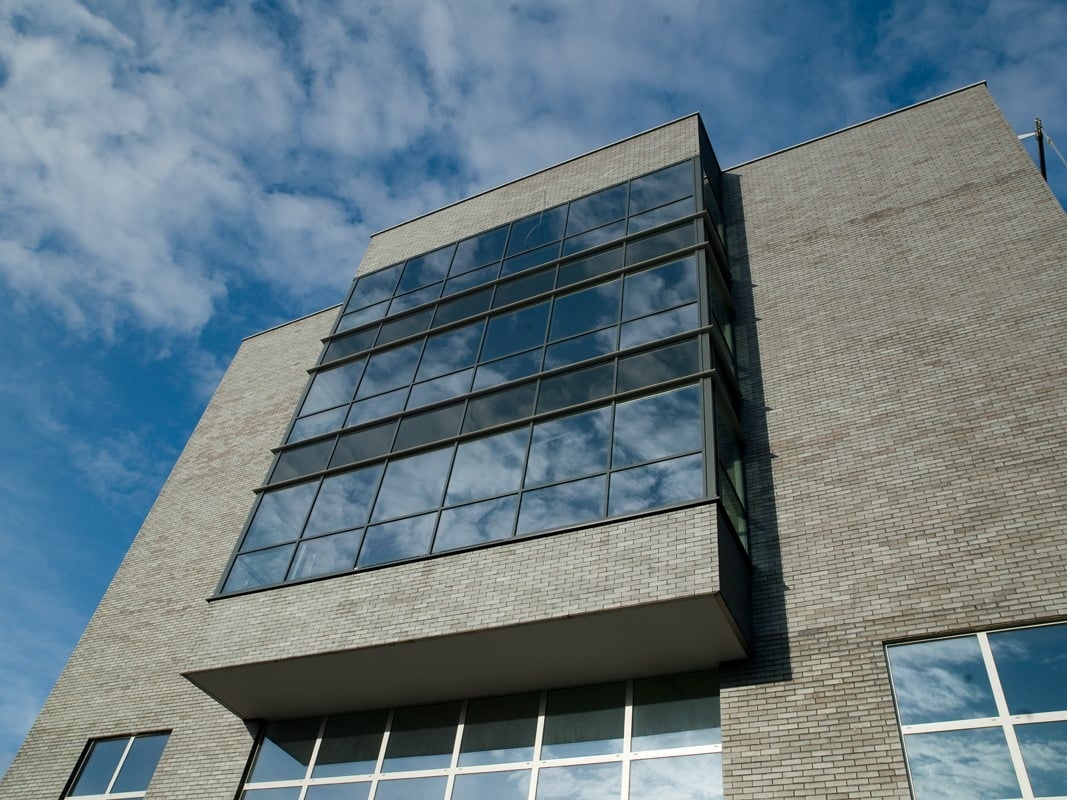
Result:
[886, 623, 1067, 800]
[67, 732, 169, 798]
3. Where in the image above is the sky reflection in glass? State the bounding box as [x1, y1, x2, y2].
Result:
[904, 728, 1019, 800]
[629, 754, 723, 800]
[888, 637, 997, 725]
[987, 624, 1067, 715]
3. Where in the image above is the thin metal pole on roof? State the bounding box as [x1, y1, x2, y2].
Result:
[1036, 118, 1047, 181]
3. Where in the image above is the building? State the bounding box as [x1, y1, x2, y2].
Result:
[3, 81, 1066, 799]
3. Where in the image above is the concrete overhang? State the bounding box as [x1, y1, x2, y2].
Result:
[184, 593, 747, 720]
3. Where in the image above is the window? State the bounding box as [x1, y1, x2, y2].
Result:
[217, 159, 746, 595]
[66, 733, 169, 798]
[239, 673, 722, 800]
[886, 623, 1067, 800]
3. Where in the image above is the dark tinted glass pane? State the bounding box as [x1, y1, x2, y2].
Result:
[543, 328, 618, 371]
[616, 338, 700, 392]
[566, 184, 628, 236]
[432, 286, 494, 327]
[623, 256, 698, 320]
[609, 453, 704, 516]
[507, 205, 566, 256]
[452, 770, 530, 800]
[887, 636, 997, 725]
[377, 307, 434, 345]
[358, 512, 437, 567]
[904, 728, 1019, 800]
[447, 428, 529, 504]
[288, 529, 362, 580]
[549, 279, 621, 341]
[516, 475, 606, 535]
[443, 263, 499, 297]
[110, 734, 167, 794]
[1016, 721, 1067, 796]
[625, 224, 696, 266]
[271, 439, 334, 483]
[408, 370, 474, 409]
[541, 682, 624, 758]
[535, 763, 619, 800]
[249, 718, 320, 782]
[224, 544, 295, 592]
[501, 242, 561, 277]
[472, 351, 543, 391]
[289, 407, 348, 443]
[464, 382, 537, 433]
[629, 754, 722, 800]
[357, 341, 423, 398]
[988, 624, 1067, 714]
[480, 302, 550, 361]
[243, 482, 318, 551]
[323, 328, 378, 364]
[619, 304, 699, 349]
[556, 246, 624, 288]
[627, 195, 695, 234]
[70, 738, 127, 796]
[561, 220, 626, 256]
[526, 407, 611, 487]
[312, 710, 388, 778]
[330, 421, 397, 468]
[302, 360, 365, 415]
[397, 245, 455, 294]
[370, 447, 453, 522]
[629, 161, 693, 215]
[535, 362, 615, 414]
[304, 784, 371, 800]
[613, 385, 703, 468]
[451, 225, 508, 276]
[336, 305, 386, 334]
[458, 692, 539, 766]
[493, 268, 555, 308]
[382, 703, 460, 771]
[417, 322, 485, 380]
[433, 495, 517, 552]
[345, 388, 407, 428]
[716, 398, 744, 497]
[305, 466, 382, 536]
[374, 777, 447, 800]
[394, 403, 464, 450]
[632, 672, 720, 749]
[348, 264, 402, 311]
[388, 284, 442, 317]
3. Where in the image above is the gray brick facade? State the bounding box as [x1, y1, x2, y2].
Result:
[3, 83, 1065, 800]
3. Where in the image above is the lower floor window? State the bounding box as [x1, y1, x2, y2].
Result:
[67, 732, 169, 798]
[240, 672, 722, 800]
[886, 622, 1067, 800]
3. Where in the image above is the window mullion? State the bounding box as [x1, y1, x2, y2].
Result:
[978, 632, 1035, 800]
[103, 737, 136, 796]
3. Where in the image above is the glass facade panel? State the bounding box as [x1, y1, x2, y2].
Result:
[358, 512, 438, 567]
[628, 754, 722, 800]
[888, 636, 998, 725]
[1015, 721, 1067, 796]
[987, 624, 1067, 715]
[541, 683, 625, 759]
[224, 544, 296, 593]
[312, 710, 387, 778]
[562, 220, 627, 256]
[70, 738, 128, 796]
[220, 158, 740, 594]
[107, 734, 169, 794]
[288, 529, 362, 580]
[904, 728, 1019, 800]
[458, 692, 539, 766]
[249, 719, 319, 782]
[243, 483, 318, 551]
[304, 784, 370, 800]
[240, 674, 722, 799]
[433, 495, 517, 552]
[526, 407, 611, 487]
[382, 703, 461, 772]
[535, 763, 620, 800]
[375, 778, 448, 800]
[446, 428, 528, 504]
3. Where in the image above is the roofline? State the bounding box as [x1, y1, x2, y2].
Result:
[369, 113, 702, 238]
[725, 81, 989, 170]
[242, 304, 341, 342]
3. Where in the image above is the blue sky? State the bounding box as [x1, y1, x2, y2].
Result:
[1, 0, 1065, 778]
